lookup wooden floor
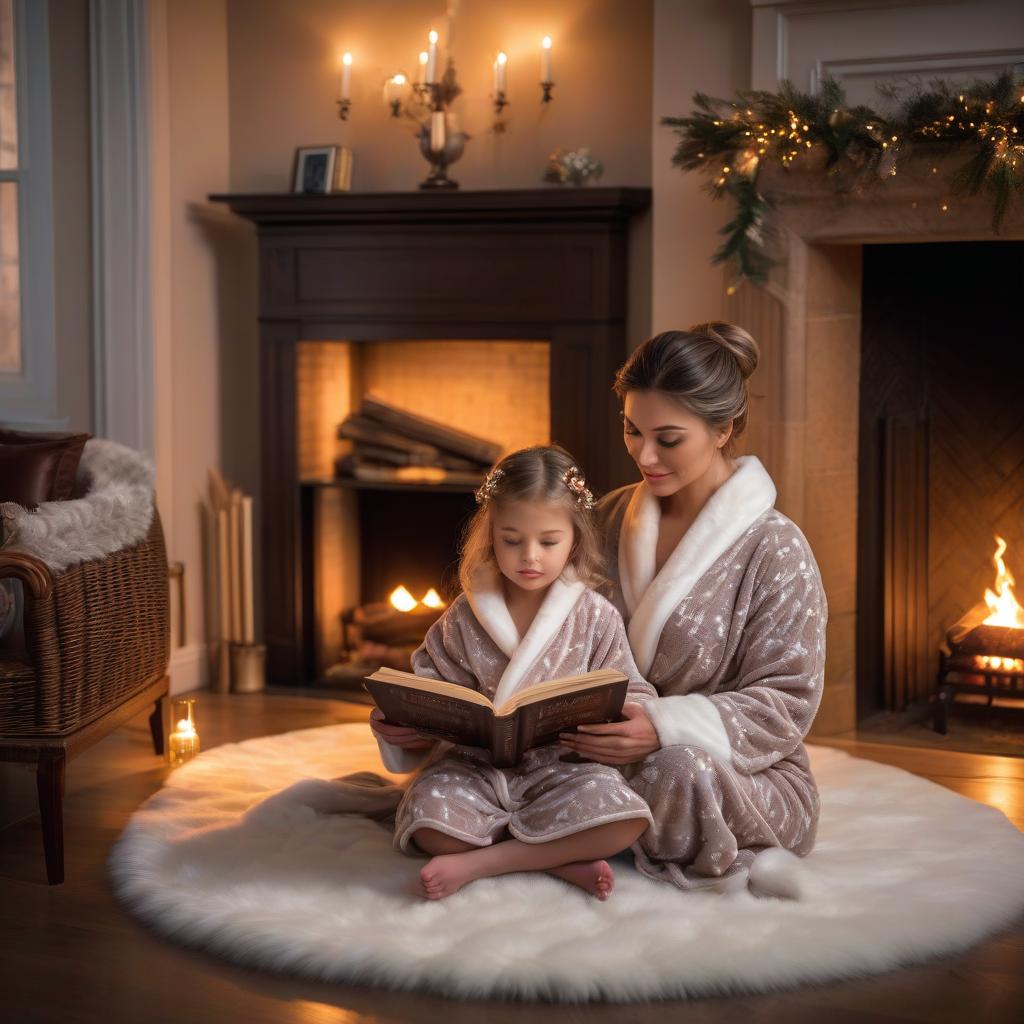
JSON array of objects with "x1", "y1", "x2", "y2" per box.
[{"x1": 1, "y1": 691, "x2": 1022, "y2": 1024}]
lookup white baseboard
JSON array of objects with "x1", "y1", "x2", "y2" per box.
[{"x1": 169, "y1": 643, "x2": 208, "y2": 696}]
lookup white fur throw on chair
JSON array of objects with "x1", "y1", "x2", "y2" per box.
[{"x1": 0, "y1": 439, "x2": 155, "y2": 574}]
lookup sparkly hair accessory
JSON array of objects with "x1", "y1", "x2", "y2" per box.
[
  {"x1": 564, "y1": 466, "x2": 595, "y2": 510},
  {"x1": 474, "y1": 466, "x2": 505, "y2": 506}
]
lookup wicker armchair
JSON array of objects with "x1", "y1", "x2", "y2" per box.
[{"x1": 0, "y1": 496, "x2": 170, "y2": 884}]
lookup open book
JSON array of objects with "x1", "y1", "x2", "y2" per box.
[{"x1": 364, "y1": 667, "x2": 629, "y2": 768}]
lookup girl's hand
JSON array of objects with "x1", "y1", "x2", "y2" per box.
[
  {"x1": 558, "y1": 702, "x2": 661, "y2": 765},
  {"x1": 369, "y1": 708, "x2": 436, "y2": 750}
]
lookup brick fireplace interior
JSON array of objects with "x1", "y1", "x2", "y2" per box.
[
  {"x1": 857, "y1": 241, "x2": 1024, "y2": 734},
  {"x1": 297, "y1": 337, "x2": 551, "y2": 681}
]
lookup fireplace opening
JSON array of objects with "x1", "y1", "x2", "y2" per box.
[
  {"x1": 296, "y1": 338, "x2": 550, "y2": 687},
  {"x1": 856, "y1": 241, "x2": 1024, "y2": 747}
]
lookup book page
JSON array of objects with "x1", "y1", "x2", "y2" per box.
[
  {"x1": 495, "y1": 669, "x2": 626, "y2": 715},
  {"x1": 366, "y1": 668, "x2": 495, "y2": 710},
  {"x1": 367, "y1": 667, "x2": 627, "y2": 717}
]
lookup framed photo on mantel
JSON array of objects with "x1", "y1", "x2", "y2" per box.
[{"x1": 292, "y1": 145, "x2": 353, "y2": 194}]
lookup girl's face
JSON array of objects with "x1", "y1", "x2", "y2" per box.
[
  {"x1": 622, "y1": 389, "x2": 730, "y2": 498},
  {"x1": 491, "y1": 499, "x2": 575, "y2": 593}
]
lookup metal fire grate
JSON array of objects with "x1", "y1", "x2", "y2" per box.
[{"x1": 936, "y1": 621, "x2": 1024, "y2": 733}]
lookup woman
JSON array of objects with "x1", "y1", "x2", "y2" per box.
[{"x1": 559, "y1": 323, "x2": 828, "y2": 892}]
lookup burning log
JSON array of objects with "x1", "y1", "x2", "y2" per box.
[
  {"x1": 340, "y1": 585, "x2": 447, "y2": 661},
  {"x1": 947, "y1": 536, "x2": 1024, "y2": 660}
]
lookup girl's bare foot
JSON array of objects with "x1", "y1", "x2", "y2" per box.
[
  {"x1": 420, "y1": 852, "x2": 480, "y2": 899},
  {"x1": 547, "y1": 859, "x2": 615, "y2": 900}
]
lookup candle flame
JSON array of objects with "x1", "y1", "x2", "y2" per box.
[
  {"x1": 341, "y1": 52, "x2": 352, "y2": 66},
  {"x1": 174, "y1": 718, "x2": 196, "y2": 736},
  {"x1": 428, "y1": 29, "x2": 438, "y2": 44},
  {"x1": 982, "y1": 536, "x2": 1024, "y2": 628},
  {"x1": 496, "y1": 51, "x2": 508, "y2": 66},
  {"x1": 542, "y1": 36, "x2": 552, "y2": 49},
  {"x1": 392, "y1": 73, "x2": 407, "y2": 86},
  {"x1": 419, "y1": 51, "x2": 428, "y2": 65},
  {"x1": 421, "y1": 588, "x2": 446, "y2": 609},
  {"x1": 389, "y1": 585, "x2": 418, "y2": 612}
]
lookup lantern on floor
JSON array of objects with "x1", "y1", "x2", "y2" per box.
[{"x1": 167, "y1": 697, "x2": 200, "y2": 766}]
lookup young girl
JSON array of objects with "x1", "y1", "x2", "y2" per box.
[{"x1": 370, "y1": 445, "x2": 656, "y2": 901}]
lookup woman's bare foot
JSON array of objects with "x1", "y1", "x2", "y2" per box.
[
  {"x1": 420, "y1": 852, "x2": 481, "y2": 899},
  {"x1": 547, "y1": 859, "x2": 615, "y2": 900}
]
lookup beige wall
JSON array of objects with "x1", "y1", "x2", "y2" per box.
[
  {"x1": 49, "y1": 0, "x2": 93, "y2": 433},
  {"x1": 226, "y1": 0, "x2": 652, "y2": 193},
  {"x1": 150, "y1": 0, "x2": 232, "y2": 691},
  {"x1": 650, "y1": 0, "x2": 751, "y2": 336},
  {"x1": 44, "y1": 0, "x2": 766, "y2": 685}
]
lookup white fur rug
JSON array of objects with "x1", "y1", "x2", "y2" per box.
[{"x1": 107, "y1": 724, "x2": 1024, "y2": 1002}]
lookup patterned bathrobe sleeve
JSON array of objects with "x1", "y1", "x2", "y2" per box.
[
  {"x1": 706, "y1": 543, "x2": 828, "y2": 774},
  {"x1": 587, "y1": 596, "x2": 658, "y2": 705},
  {"x1": 375, "y1": 601, "x2": 480, "y2": 774}
]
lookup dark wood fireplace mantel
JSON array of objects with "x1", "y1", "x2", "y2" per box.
[{"x1": 210, "y1": 188, "x2": 651, "y2": 686}]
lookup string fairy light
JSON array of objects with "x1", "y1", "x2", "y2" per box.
[{"x1": 662, "y1": 70, "x2": 1024, "y2": 284}]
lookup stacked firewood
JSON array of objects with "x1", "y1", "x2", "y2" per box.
[{"x1": 335, "y1": 393, "x2": 502, "y2": 486}]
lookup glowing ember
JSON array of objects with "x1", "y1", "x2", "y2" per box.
[
  {"x1": 982, "y1": 536, "x2": 1024, "y2": 629},
  {"x1": 389, "y1": 585, "x2": 418, "y2": 613},
  {"x1": 976, "y1": 655, "x2": 1024, "y2": 672},
  {"x1": 420, "y1": 588, "x2": 445, "y2": 609}
]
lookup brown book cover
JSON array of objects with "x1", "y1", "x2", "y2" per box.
[
  {"x1": 360, "y1": 393, "x2": 503, "y2": 467},
  {"x1": 364, "y1": 668, "x2": 629, "y2": 768}
]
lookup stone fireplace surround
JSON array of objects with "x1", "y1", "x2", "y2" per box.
[{"x1": 727, "y1": 163, "x2": 1024, "y2": 736}]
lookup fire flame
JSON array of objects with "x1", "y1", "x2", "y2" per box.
[
  {"x1": 389, "y1": 585, "x2": 418, "y2": 613},
  {"x1": 421, "y1": 588, "x2": 445, "y2": 609},
  {"x1": 982, "y1": 536, "x2": 1024, "y2": 629}
]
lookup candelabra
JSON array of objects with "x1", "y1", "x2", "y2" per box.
[{"x1": 333, "y1": 29, "x2": 558, "y2": 188}]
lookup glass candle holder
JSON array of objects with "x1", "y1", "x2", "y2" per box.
[{"x1": 167, "y1": 696, "x2": 201, "y2": 767}]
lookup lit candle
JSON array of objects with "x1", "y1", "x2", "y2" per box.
[
  {"x1": 430, "y1": 109, "x2": 446, "y2": 152},
  {"x1": 168, "y1": 717, "x2": 200, "y2": 766},
  {"x1": 494, "y1": 51, "x2": 508, "y2": 94},
  {"x1": 340, "y1": 52, "x2": 352, "y2": 100},
  {"x1": 417, "y1": 50, "x2": 428, "y2": 86},
  {"x1": 426, "y1": 29, "x2": 438, "y2": 83},
  {"x1": 541, "y1": 36, "x2": 553, "y2": 82}
]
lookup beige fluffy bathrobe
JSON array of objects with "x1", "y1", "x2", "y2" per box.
[
  {"x1": 376, "y1": 568, "x2": 658, "y2": 853},
  {"x1": 597, "y1": 456, "x2": 828, "y2": 891}
]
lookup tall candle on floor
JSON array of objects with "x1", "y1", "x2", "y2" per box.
[
  {"x1": 541, "y1": 36, "x2": 553, "y2": 81},
  {"x1": 430, "y1": 110, "x2": 446, "y2": 152},
  {"x1": 494, "y1": 51, "x2": 507, "y2": 93},
  {"x1": 426, "y1": 29, "x2": 438, "y2": 83},
  {"x1": 241, "y1": 495, "x2": 254, "y2": 644},
  {"x1": 340, "y1": 52, "x2": 352, "y2": 100}
]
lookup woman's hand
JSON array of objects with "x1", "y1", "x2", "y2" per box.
[
  {"x1": 369, "y1": 708, "x2": 436, "y2": 750},
  {"x1": 558, "y1": 702, "x2": 661, "y2": 765}
]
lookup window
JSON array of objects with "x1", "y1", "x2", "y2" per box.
[
  {"x1": 0, "y1": 0, "x2": 56, "y2": 425},
  {"x1": 0, "y1": 0, "x2": 20, "y2": 374}
]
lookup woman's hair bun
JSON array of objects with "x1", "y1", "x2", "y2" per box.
[{"x1": 689, "y1": 321, "x2": 759, "y2": 380}]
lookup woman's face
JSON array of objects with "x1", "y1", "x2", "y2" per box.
[{"x1": 622, "y1": 389, "x2": 730, "y2": 498}]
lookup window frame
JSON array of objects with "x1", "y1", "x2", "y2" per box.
[{"x1": 0, "y1": 0, "x2": 59, "y2": 428}]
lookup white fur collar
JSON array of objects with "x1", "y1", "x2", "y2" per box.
[
  {"x1": 619, "y1": 455, "x2": 777, "y2": 676},
  {"x1": 465, "y1": 564, "x2": 587, "y2": 709}
]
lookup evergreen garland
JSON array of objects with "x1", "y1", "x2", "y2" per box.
[{"x1": 662, "y1": 72, "x2": 1024, "y2": 287}]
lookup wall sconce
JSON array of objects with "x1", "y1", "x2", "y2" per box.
[
  {"x1": 493, "y1": 51, "x2": 508, "y2": 116},
  {"x1": 337, "y1": 51, "x2": 353, "y2": 120},
  {"x1": 385, "y1": 73, "x2": 410, "y2": 117},
  {"x1": 540, "y1": 36, "x2": 554, "y2": 103}
]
